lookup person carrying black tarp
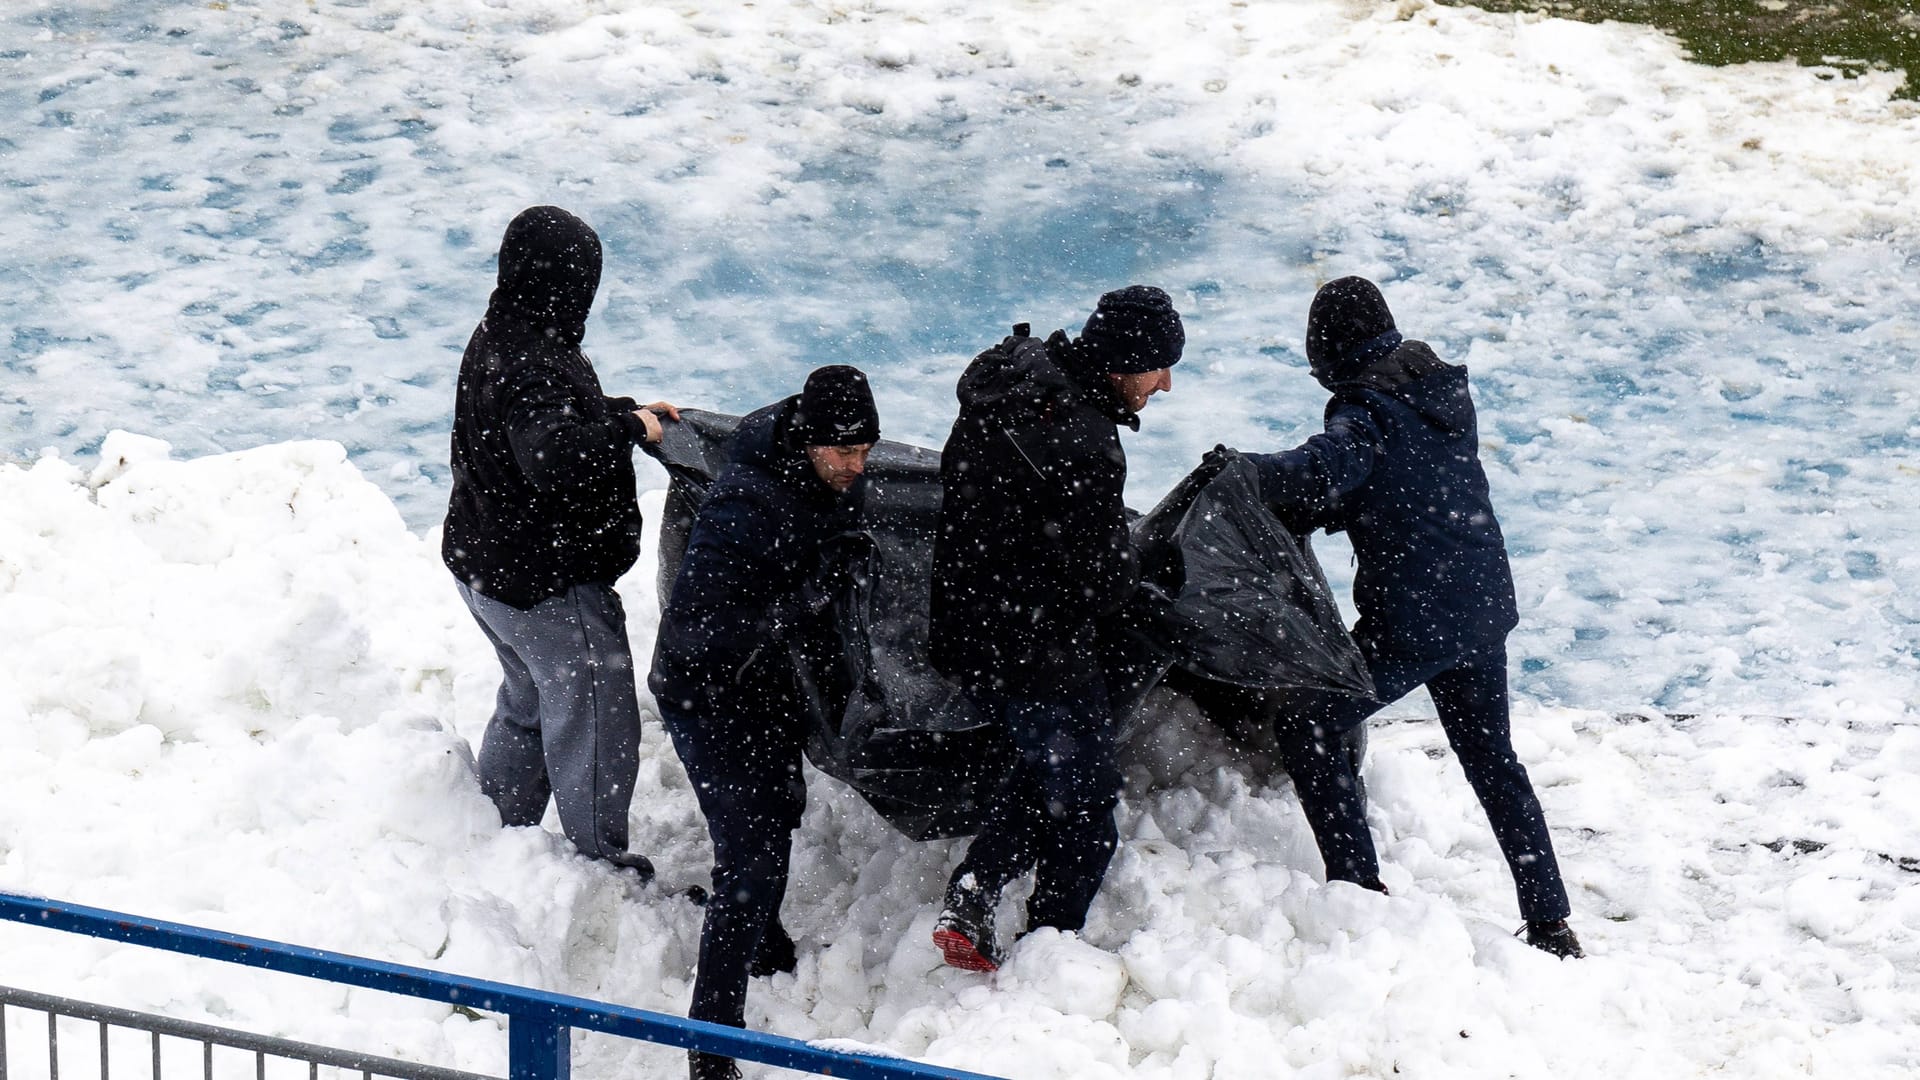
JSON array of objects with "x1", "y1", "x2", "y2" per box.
[
  {"x1": 649, "y1": 366, "x2": 879, "y2": 1080},
  {"x1": 1224, "y1": 276, "x2": 1584, "y2": 959},
  {"x1": 927, "y1": 286, "x2": 1182, "y2": 972},
  {"x1": 443, "y1": 205, "x2": 677, "y2": 878}
]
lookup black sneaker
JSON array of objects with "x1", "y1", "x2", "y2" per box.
[
  {"x1": 600, "y1": 851, "x2": 656, "y2": 885},
  {"x1": 752, "y1": 919, "x2": 798, "y2": 978},
  {"x1": 932, "y1": 890, "x2": 1001, "y2": 972},
  {"x1": 1522, "y1": 919, "x2": 1585, "y2": 959}
]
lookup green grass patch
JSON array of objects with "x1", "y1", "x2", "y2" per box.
[{"x1": 1446, "y1": 0, "x2": 1919, "y2": 98}]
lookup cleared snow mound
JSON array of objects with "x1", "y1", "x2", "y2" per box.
[{"x1": 2, "y1": 439, "x2": 1916, "y2": 1079}]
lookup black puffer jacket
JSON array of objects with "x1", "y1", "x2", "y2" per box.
[
  {"x1": 649, "y1": 398, "x2": 865, "y2": 720},
  {"x1": 929, "y1": 328, "x2": 1140, "y2": 696},
  {"x1": 1250, "y1": 278, "x2": 1517, "y2": 657},
  {"x1": 442, "y1": 207, "x2": 651, "y2": 608}
]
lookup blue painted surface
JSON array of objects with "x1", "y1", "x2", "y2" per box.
[{"x1": 508, "y1": 1019, "x2": 570, "y2": 1080}]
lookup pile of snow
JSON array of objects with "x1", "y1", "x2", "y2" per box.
[{"x1": 3, "y1": 438, "x2": 1914, "y2": 1078}]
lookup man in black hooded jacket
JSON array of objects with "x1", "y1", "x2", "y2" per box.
[
  {"x1": 927, "y1": 285, "x2": 1182, "y2": 972},
  {"x1": 1232, "y1": 276, "x2": 1583, "y2": 959},
  {"x1": 443, "y1": 205, "x2": 677, "y2": 876},
  {"x1": 649, "y1": 365, "x2": 878, "y2": 1080}
]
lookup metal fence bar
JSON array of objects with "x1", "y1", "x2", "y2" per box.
[
  {"x1": 504, "y1": 1021, "x2": 565, "y2": 1080},
  {"x1": 0, "y1": 987, "x2": 496, "y2": 1080},
  {"x1": 0, "y1": 892, "x2": 1003, "y2": 1080}
]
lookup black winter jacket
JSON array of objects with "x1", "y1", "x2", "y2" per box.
[
  {"x1": 1248, "y1": 339, "x2": 1519, "y2": 659},
  {"x1": 649, "y1": 398, "x2": 865, "y2": 721},
  {"x1": 442, "y1": 207, "x2": 651, "y2": 608},
  {"x1": 929, "y1": 329, "x2": 1140, "y2": 696}
]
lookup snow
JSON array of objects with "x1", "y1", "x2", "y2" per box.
[{"x1": 2, "y1": 0, "x2": 1917, "y2": 1077}]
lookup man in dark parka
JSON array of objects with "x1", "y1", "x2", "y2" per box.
[
  {"x1": 649, "y1": 365, "x2": 878, "y2": 1080},
  {"x1": 1237, "y1": 275, "x2": 1583, "y2": 958},
  {"x1": 443, "y1": 205, "x2": 676, "y2": 875},
  {"x1": 927, "y1": 286, "x2": 1182, "y2": 972}
]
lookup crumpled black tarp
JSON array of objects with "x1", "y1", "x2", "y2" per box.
[{"x1": 643, "y1": 410, "x2": 1373, "y2": 840}]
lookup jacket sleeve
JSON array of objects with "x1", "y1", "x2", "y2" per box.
[
  {"x1": 1246, "y1": 401, "x2": 1382, "y2": 530},
  {"x1": 498, "y1": 365, "x2": 637, "y2": 494},
  {"x1": 605, "y1": 395, "x2": 661, "y2": 444},
  {"x1": 661, "y1": 488, "x2": 790, "y2": 688}
]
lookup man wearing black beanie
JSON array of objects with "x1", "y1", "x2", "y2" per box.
[
  {"x1": 927, "y1": 285, "x2": 1182, "y2": 972},
  {"x1": 650, "y1": 365, "x2": 879, "y2": 1080}
]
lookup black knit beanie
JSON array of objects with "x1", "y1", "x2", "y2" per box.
[
  {"x1": 790, "y1": 365, "x2": 881, "y2": 446},
  {"x1": 1077, "y1": 285, "x2": 1185, "y2": 374}
]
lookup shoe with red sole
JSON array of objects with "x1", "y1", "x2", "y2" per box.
[{"x1": 933, "y1": 892, "x2": 1001, "y2": 972}]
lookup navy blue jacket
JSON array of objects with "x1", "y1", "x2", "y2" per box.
[
  {"x1": 929, "y1": 329, "x2": 1139, "y2": 696},
  {"x1": 649, "y1": 397, "x2": 865, "y2": 719},
  {"x1": 443, "y1": 207, "x2": 651, "y2": 608},
  {"x1": 1248, "y1": 340, "x2": 1518, "y2": 659}
]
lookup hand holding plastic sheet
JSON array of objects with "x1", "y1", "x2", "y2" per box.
[{"x1": 1130, "y1": 449, "x2": 1374, "y2": 699}]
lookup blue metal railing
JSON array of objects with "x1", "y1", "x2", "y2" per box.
[{"x1": 0, "y1": 891, "x2": 1003, "y2": 1080}]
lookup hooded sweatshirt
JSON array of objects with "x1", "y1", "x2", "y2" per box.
[
  {"x1": 442, "y1": 206, "x2": 650, "y2": 607},
  {"x1": 1250, "y1": 278, "x2": 1518, "y2": 658}
]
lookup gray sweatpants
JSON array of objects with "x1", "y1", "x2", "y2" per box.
[{"x1": 458, "y1": 581, "x2": 641, "y2": 860}]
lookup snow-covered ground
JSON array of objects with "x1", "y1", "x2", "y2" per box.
[{"x1": 2, "y1": 0, "x2": 1916, "y2": 1077}]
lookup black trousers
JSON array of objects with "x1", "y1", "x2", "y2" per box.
[
  {"x1": 947, "y1": 679, "x2": 1121, "y2": 933},
  {"x1": 660, "y1": 703, "x2": 807, "y2": 1031},
  {"x1": 1272, "y1": 639, "x2": 1573, "y2": 923}
]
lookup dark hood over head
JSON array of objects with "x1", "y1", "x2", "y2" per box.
[
  {"x1": 489, "y1": 206, "x2": 603, "y2": 343},
  {"x1": 1306, "y1": 276, "x2": 1403, "y2": 388}
]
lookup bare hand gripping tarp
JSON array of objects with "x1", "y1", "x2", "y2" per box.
[{"x1": 643, "y1": 410, "x2": 1373, "y2": 841}]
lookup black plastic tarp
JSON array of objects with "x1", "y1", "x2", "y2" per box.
[{"x1": 643, "y1": 410, "x2": 1372, "y2": 840}]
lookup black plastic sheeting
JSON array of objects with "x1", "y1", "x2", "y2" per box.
[{"x1": 643, "y1": 410, "x2": 1374, "y2": 840}]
